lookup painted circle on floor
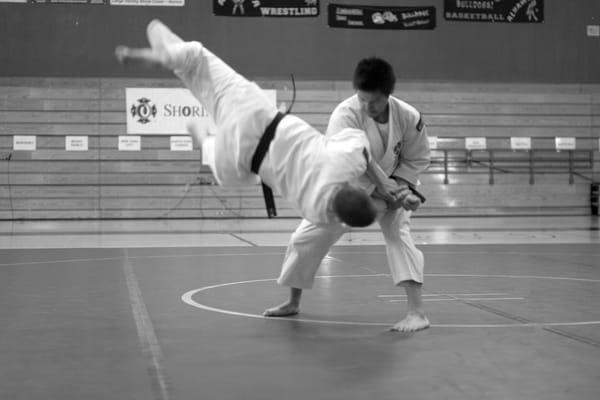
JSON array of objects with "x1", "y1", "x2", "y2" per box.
[{"x1": 181, "y1": 273, "x2": 600, "y2": 328}]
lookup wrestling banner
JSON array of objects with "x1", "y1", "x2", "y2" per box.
[
  {"x1": 328, "y1": 3, "x2": 435, "y2": 30},
  {"x1": 214, "y1": 0, "x2": 319, "y2": 17},
  {"x1": 444, "y1": 0, "x2": 543, "y2": 23}
]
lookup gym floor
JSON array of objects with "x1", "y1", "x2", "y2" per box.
[{"x1": 1, "y1": 216, "x2": 599, "y2": 400}]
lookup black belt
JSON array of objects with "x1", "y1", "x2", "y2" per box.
[{"x1": 251, "y1": 112, "x2": 285, "y2": 218}]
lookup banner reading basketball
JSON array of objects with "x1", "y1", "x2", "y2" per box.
[
  {"x1": 125, "y1": 88, "x2": 275, "y2": 134},
  {"x1": 444, "y1": 0, "x2": 544, "y2": 23}
]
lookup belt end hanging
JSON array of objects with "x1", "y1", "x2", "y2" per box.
[{"x1": 261, "y1": 182, "x2": 277, "y2": 218}]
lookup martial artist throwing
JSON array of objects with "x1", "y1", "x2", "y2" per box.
[
  {"x1": 264, "y1": 57, "x2": 431, "y2": 332},
  {"x1": 115, "y1": 21, "x2": 420, "y2": 227}
]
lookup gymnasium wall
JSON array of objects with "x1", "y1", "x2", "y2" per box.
[
  {"x1": 0, "y1": 0, "x2": 599, "y2": 83},
  {"x1": 0, "y1": 1, "x2": 599, "y2": 220}
]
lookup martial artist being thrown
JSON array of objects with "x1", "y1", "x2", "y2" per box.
[{"x1": 115, "y1": 20, "x2": 420, "y2": 230}]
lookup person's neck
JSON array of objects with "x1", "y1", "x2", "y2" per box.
[{"x1": 373, "y1": 105, "x2": 389, "y2": 124}]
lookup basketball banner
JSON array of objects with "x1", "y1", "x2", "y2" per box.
[
  {"x1": 213, "y1": 0, "x2": 319, "y2": 17},
  {"x1": 444, "y1": 0, "x2": 544, "y2": 23},
  {"x1": 328, "y1": 3, "x2": 436, "y2": 30}
]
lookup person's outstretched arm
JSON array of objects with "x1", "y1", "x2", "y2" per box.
[
  {"x1": 115, "y1": 45, "x2": 168, "y2": 69},
  {"x1": 115, "y1": 20, "x2": 188, "y2": 71}
]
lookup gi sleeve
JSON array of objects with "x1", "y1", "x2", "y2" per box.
[
  {"x1": 326, "y1": 103, "x2": 361, "y2": 137},
  {"x1": 323, "y1": 128, "x2": 370, "y2": 182}
]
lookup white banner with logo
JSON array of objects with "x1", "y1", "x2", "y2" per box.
[{"x1": 125, "y1": 87, "x2": 276, "y2": 135}]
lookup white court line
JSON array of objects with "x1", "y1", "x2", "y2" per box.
[
  {"x1": 181, "y1": 273, "x2": 600, "y2": 329},
  {"x1": 378, "y1": 293, "x2": 509, "y2": 298},
  {"x1": 0, "y1": 256, "x2": 124, "y2": 267},
  {"x1": 428, "y1": 273, "x2": 600, "y2": 283},
  {"x1": 2, "y1": 248, "x2": 599, "y2": 268},
  {"x1": 123, "y1": 250, "x2": 171, "y2": 400},
  {"x1": 388, "y1": 297, "x2": 525, "y2": 302},
  {"x1": 324, "y1": 254, "x2": 380, "y2": 274}
]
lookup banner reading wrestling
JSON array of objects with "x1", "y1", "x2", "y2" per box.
[{"x1": 214, "y1": 0, "x2": 319, "y2": 17}]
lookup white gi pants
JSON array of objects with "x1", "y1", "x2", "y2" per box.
[
  {"x1": 152, "y1": 20, "x2": 278, "y2": 185},
  {"x1": 277, "y1": 208, "x2": 424, "y2": 289}
]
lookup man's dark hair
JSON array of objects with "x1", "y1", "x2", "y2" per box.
[
  {"x1": 352, "y1": 57, "x2": 396, "y2": 96},
  {"x1": 332, "y1": 186, "x2": 377, "y2": 227}
]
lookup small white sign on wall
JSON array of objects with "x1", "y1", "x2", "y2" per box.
[
  {"x1": 427, "y1": 136, "x2": 438, "y2": 150},
  {"x1": 170, "y1": 136, "x2": 193, "y2": 151},
  {"x1": 555, "y1": 137, "x2": 576, "y2": 151},
  {"x1": 118, "y1": 135, "x2": 141, "y2": 151},
  {"x1": 66, "y1": 136, "x2": 89, "y2": 151},
  {"x1": 13, "y1": 135, "x2": 36, "y2": 151},
  {"x1": 465, "y1": 137, "x2": 487, "y2": 150},
  {"x1": 510, "y1": 137, "x2": 531, "y2": 151},
  {"x1": 587, "y1": 25, "x2": 600, "y2": 37}
]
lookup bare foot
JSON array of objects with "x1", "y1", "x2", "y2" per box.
[
  {"x1": 263, "y1": 302, "x2": 300, "y2": 317},
  {"x1": 390, "y1": 313, "x2": 430, "y2": 332}
]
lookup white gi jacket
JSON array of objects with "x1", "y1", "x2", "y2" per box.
[
  {"x1": 164, "y1": 39, "x2": 372, "y2": 225},
  {"x1": 277, "y1": 94, "x2": 431, "y2": 289},
  {"x1": 327, "y1": 94, "x2": 430, "y2": 191}
]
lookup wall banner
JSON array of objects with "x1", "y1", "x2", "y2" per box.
[
  {"x1": 29, "y1": 0, "x2": 105, "y2": 3},
  {"x1": 125, "y1": 88, "x2": 276, "y2": 135},
  {"x1": 126, "y1": 88, "x2": 212, "y2": 135},
  {"x1": 110, "y1": 0, "x2": 184, "y2": 6},
  {"x1": 444, "y1": 0, "x2": 543, "y2": 23},
  {"x1": 213, "y1": 0, "x2": 319, "y2": 17},
  {"x1": 328, "y1": 3, "x2": 435, "y2": 30}
]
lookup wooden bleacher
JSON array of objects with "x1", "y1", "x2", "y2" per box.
[{"x1": 0, "y1": 77, "x2": 598, "y2": 220}]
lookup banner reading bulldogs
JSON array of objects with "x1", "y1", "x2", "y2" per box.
[
  {"x1": 214, "y1": 0, "x2": 319, "y2": 17},
  {"x1": 444, "y1": 0, "x2": 544, "y2": 23},
  {"x1": 328, "y1": 3, "x2": 435, "y2": 30}
]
